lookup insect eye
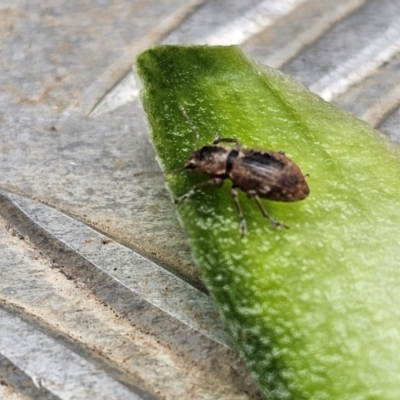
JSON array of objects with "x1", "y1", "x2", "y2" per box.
[{"x1": 185, "y1": 163, "x2": 197, "y2": 170}]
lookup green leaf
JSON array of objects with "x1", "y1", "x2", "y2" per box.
[{"x1": 136, "y1": 45, "x2": 400, "y2": 400}]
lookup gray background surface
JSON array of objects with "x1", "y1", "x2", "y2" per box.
[{"x1": 1, "y1": 1, "x2": 400, "y2": 399}]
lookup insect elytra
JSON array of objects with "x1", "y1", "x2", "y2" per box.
[{"x1": 176, "y1": 106, "x2": 310, "y2": 236}]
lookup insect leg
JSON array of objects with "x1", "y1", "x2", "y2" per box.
[
  {"x1": 251, "y1": 194, "x2": 289, "y2": 229},
  {"x1": 230, "y1": 186, "x2": 247, "y2": 237},
  {"x1": 175, "y1": 178, "x2": 224, "y2": 203},
  {"x1": 213, "y1": 137, "x2": 242, "y2": 151}
]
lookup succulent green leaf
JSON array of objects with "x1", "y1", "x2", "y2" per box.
[{"x1": 136, "y1": 45, "x2": 400, "y2": 400}]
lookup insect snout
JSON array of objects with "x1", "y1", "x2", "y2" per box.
[{"x1": 184, "y1": 160, "x2": 197, "y2": 171}]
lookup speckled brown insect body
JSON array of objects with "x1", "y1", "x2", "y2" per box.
[
  {"x1": 177, "y1": 136, "x2": 309, "y2": 235},
  {"x1": 176, "y1": 107, "x2": 309, "y2": 235}
]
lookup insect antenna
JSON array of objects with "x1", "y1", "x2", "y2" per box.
[
  {"x1": 167, "y1": 167, "x2": 185, "y2": 174},
  {"x1": 179, "y1": 105, "x2": 200, "y2": 149},
  {"x1": 133, "y1": 167, "x2": 184, "y2": 178}
]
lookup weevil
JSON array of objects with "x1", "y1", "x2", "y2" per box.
[{"x1": 175, "y1": 106, "x2": 310, "y2": 235}]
